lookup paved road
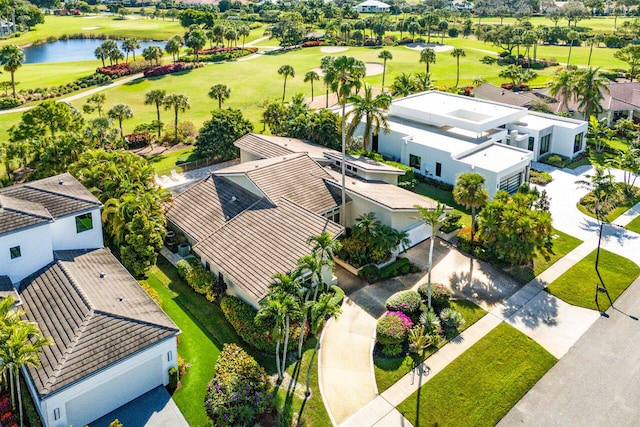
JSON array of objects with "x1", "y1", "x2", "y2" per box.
[{"x1": 498, "y1": 276, "x2": 640, "y2": 427}]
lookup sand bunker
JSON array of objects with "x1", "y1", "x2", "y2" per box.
[
  {"x1": 320, "y1": 46, "x2": 349, "y2": 53},
  {"x1": 405, "y1": 43, "x2": 453, "y2": 52},
  {"x1": 81, "y1": 26, "x2": 101, "y2": 30},
  {"x1": 364, "y1": 62, "x2": 384, "y2": 76}
]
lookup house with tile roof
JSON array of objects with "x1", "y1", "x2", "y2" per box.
[
  {"x1": 0, "y1": 174, "x2": 181, "y2": 427},
  {"x1": 166, "y1": 138, "x2": 439, "y2": 308}
]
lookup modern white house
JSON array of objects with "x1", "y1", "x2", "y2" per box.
[
  {"x1": 360, "y1": 91, "x2": 587, "y2": 197},
  {"x1": 166, "y1": 135, "x2": 439, "y2": 308},
  {"x1": 0, "y1": 173, "x2": 181, "y2": 427},
  {"x1": 354, "y1": 0, "x2": 390, "y2": 13}
]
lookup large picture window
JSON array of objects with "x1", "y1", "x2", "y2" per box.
[
  {"x1": 409, "y1": 154, "x2": 421, "y2": 169},
  {"x1": 435, "y1": 162, "x2": 442, "y2": 177},
  {"x1": 539, "y1": 134, "x2": 551, "y2": 156},
  {"x1": 573, "y1": 132, "x2": 583, "y2": 153},
  {"x1": 75, "y1": 213, "x2": 93, "y2": 233}
]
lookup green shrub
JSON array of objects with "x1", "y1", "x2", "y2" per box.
[
  {"x1": 220, "y1": 296, "x2": 303, "y2": 353},
  {"x1": 376, "y1": 311, "x2": 414, "y2": 345},
  {"x1": 440, "y1": 211, "x2": 462, "y2": 233},
  {"x1": 417, "y1": 283, "x2": 452, "y2": 313},
  {"x1": 378, "y1": 257, "x2": 419, "y2": 280},
  {"x1": 382, "y1": 343, "x2": 404, "y2": 356},
  {"x1": 539, "y1": 153, "x2": 570, "y2": 168},
  {"x1": 605, "y1": 35, "x2": 625, "y2": 48},
  {"x1": 385, "y1": 290, "x2": 422, "y2": 315},
  {"x1": 204, "y1": 343, "x2": 271, "y2": 426},
  {"x1": 176, "y1": 259, "x2": 193, "y2": 278},
  {"x1": 419, "y1": 309, "x2": 442, "y2": 334},
  {"x1": 440, "y1": 307, "x2": 466, "y2": 331},
  {"x1": 0, "y1": 97, "x2": 21, "y2": 109},
  {"x1": 175, "y1": 258, "x2": 216, "y2": 296},
  {"x1": 168, "y1": 367, "x2": 178, "y2": 391},
  {"x1": 329, "y1": 284, "x2": 345, "y2": 306},
  {"x1": 358, "y1": 264, "x2": 381, "y2": 282},
  {"x1": 529, "y1": 170, "x2": 553, "y2": 185}
]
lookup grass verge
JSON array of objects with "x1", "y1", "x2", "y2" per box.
[
  {"x1": 374, "y1": 299, "x2": 486, "y2": 393},
  {"x1": 508, "y1": 229, "x2": 583, "y2": 283},
  {"x1": 397, "y1": 323, "x2": 557, "y2": 427},
  {"x1": 546, "y1": 248, "x2": 640, "y2": 311},
  {"x1": 147, "y1": 146, "x2": 196, "y2": 174},
  {"x1": 625, "y1": 215, "x2": 640, "y2": 234}
]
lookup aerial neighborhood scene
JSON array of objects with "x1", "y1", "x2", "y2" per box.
[{"x1": 2, "y1": 0, "x2": 640, "y2": 425}]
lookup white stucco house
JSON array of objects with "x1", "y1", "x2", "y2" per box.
[
  {"x1": 354, "y1": 0, "x2": 390, "y2": 13},
  {"x1": 166, "y1": 134, "x2": 440, "y2": 308},
  {"x1": 359, "y1": 91, "x2": 587, "y2": 197},
  {"x1": 0, "y1": 173, "x2": 180, "y2": 427}
]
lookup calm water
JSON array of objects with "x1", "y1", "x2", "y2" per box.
[{"x1": 23, "y1": 39, "x2": 167, "y2": 64}]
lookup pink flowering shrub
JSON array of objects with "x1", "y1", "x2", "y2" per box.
[{"x1": 376, "y1": 311, "x2": 414, "y2": 345}]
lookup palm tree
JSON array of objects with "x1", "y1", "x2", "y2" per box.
[
  {"x1": 320, "y1": 56, "x2": 334, "y2": 108},
  {"x1": 144, "y1": 89, "x2": 166, "y2": 138},
  {"x1": 208, "y1": 84, "x2": 231, "y2": 109},
  {"x1": 304, "y1": 70, "x2": 320, "y2": 101},
  {"x1": 107, "y1": 103, "x2": 133, "y2": 139},
  {"x1": 163, "y1": 93, "x2": 191, "y2": 143},
  {"x1": 574, "y1": 67, "x2": 609, "y2": 120},
  {"x1": 575, "y1": 165, "x2": 615, "y2": 220},
  {"x1": 0, "y1": 44, "x2": 25, "y2": 98},
  {"x1": 378, "y1": 50, "x2": 393, "y2": 88},
  {"x1": 346, "y1": 84, "x2": 392, "y2": 152},
  {"x1": 450, "y1": 48, "x2": 466, "y2": 87},
  {"x1": 566, "y1": 30, "x2": 579, "y2": 67},
  {"x1": 165, "y1": 35, "x2": 183, "y2": 63},
  {"x1": 324, "y1": 55, "x2": 366, "y2": 226},
  {"x1": 414, "y1": 203, "x2": 446, "y2": 310},
  {"x1": 419, "y1": 47, "x2": 436, "y2": 75},
  {"x1": 390, "y1": 72, "x2": 416, "y2": 97},
  {"x1": 304, "y1": 292, "x2": 342, "y2": 396},
  {"x1": 295, "y1": 253, "x2": 324, "y2": 359},
  {"x1": 238, "y1": 25, "x2": 250, "y2": 48},
  {"x1": 547, "y1": 69, "x2": 575, "y2": 113},
  {"x1": 256, "y1": 295, "x2": 286, "y2": 380},
  {"x1": 453, "y1": 172, "x2": 489, "y2": 245},
  {"x1": 278, "y1": 65, "x2": 295, "y2": 102},
  {"x1": 122, "y1": 38, "x2": 141, "y2": 62}
]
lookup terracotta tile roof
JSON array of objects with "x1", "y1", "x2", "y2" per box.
[
  {"x1": 194, "y1": 198, "x2": 343, "y2": 302},
  {"x1": 166, "y1": 175, "x2": 261, "y2": 242},
  {"x1": 0, "y1": 173, "x2": 101, "y2": 220},
  {"x1": 0, "y1": 194, "x2": 53, "y2": 236},
  {"x1": 219, "y1": 154, "x2": 342, "y2": 213},
  {"x1": 19, "y1": 249, "x2": 179, "y2": 397}
]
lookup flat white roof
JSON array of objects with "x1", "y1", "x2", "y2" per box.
[
  {"x1": 515, "y1": 112, "x2": 586, "y2": 131},
  {"x1": 324, "y1": 152, "x2": 404, "y2": 174},
  {"x1": 457, "y1": 144, "x2": 532, "y2": 172},
  {"x1": 356, "y1": 0, "x2": 390, "y2": 7},
  {"x1": 389, "y1": 91, "x2": 528, "y2": 133}
]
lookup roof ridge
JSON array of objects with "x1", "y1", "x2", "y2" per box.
[
  {"x1": 93, "y1": 309, "x2": 180, "y2": 333},
  {"x1": 23, "y1": 185, "x2": 102, "y2": 208},
  {"x1": 0, "y1": 194, "x2": 53, "y2": 221},
  {"x1": 195, "y1": 197, "x2": 272, "y2": 244},
  {"x1": 56, "y1": 258, "x2": 94, "y2": 310}
]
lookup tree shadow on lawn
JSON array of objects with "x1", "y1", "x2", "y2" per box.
[{"x1": 449, "y1": 257, "x2": 521, "y2": 307}]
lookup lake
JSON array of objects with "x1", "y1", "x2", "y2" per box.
[{"x1": 23, "y1": 39, "x2": 167, "y2": 64}]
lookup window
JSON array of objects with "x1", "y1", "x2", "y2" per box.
[
  {"x1": 409, "y1": 154, "x2": 421, "y2": 169},
  {"x1": 167, "y1": 351, "x2": 173, "y2": 362},
  {"x1": 205, "y1": 261, "x2": 211, "y2": 271},
  {"x1": 323, "y1": 207, "x2": 341, "y2": 224},
  {"x1": 528, "y1": 136, "x2": 535, "y2": 151},
  {"x1": 10, "y1": 246, "x2": 21, "y2": 259},
  {"x1": 53, "y1": 409, "x2": 60, "y2": 421},
  {"x1": 539, "y1": 134, "x2": 551, "y2": 155},
  {"x1": 574, "y1": 132, "x2": 583, "y2": 153},
  {"x1": 435, "y1": 162, "x2": 442, "y2": 177},
  {"x1": 75, "y1": 213, "x2": 93, "y2": 233}
]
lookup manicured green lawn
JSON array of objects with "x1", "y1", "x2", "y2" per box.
[
  {"x1": 509, "y1": 229, "x2": 583, "y2": 283},
  {"x1": 625, "y1": 215, "x2": 640, "y2": 234},
  {"x1": 547, "y1": 248, "x2": 640, "y2": 311},
  {"x1": 147, "y1": 146, "x2": 196, "y2": 174},
  {"x1": 374, "y1": 299, "x2": 486, "y2": 393},
  {"x1": 397, "y1": 323, "x2": 557, "y2": 427},
  {"x1": 412, "y1": 182, "x2": 472, "y2": 228},
  {"x1": 142, "y1": 256, "x2": 331, "y2": 426}
]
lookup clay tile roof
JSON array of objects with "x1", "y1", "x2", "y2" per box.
[
  {"x1": 0, "y1": 194, "x2": 53, "y2": 236},
  {"x1": 194, "y1": 198, "x2": 344, "y2": 302},
  {"x1": 166, "y1": 175, "x2": 261, "y2": 242},
  {"x1": 18, "y1": 249, "x2": 179, "y2": 397}
]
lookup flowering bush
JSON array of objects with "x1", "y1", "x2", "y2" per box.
[
  {"x1": 97, "y1": 63, "x2": 132, "y2": 77},
  {"x1": 385, "y1": 290, "x2": 421, "y2": 316},
  {"x1": 302, "y1": 40, "x2": 322, "y2": 47},
  {"x1": 417, "y1": 283, "x2": 452, "y2": 314},
  {"x1": 143, "y1": 62, "x2": 185, "y2": 77},
  {"x1": 220, "y1": 296, "x2": 304, "y2": 353},
  {"x1": 204, "y1": 344, "x2": 271, "y2": 426},
  {"x1": 396, "y1": 38, "x2": 414, "y2": 45},
  {"x1": 376, "y1": 311, "x2": 413, "y2": 345},
  {"x1": 125, "y1": 132, "x2": 152, "y2": 148}
]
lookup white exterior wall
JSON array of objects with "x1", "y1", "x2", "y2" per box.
[
  {"x1": 239, "y1": 149, "x2": 262, "y2": 163},
  {"x1": 28, "y1": 337, "x2": 177, "y2": 427},
  {"x1": 50, "y1": 209, "x2": 104, "y2": 251},
  {"x1": 220, "y1": 174, "x2": 264, "y2": 197},
  {"x1": 551, "y1": 123, "x2": 587, "y2": 159},
  {"x1": 0, "y1": 224, "x2": 54, "y2": 284},
  {"x1": 359, "y1": 170, "x2": 399, "y2": 185}
]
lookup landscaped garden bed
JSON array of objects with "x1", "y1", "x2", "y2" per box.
[
  {"x1": 396, "y1": 323, "x2": 557, "y2": 427},
  {"x1": 577, "y1": 181, "x2": 640, "y2": 223}
]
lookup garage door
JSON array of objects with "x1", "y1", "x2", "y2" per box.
[
  {"x1": 499, "y1": 172, "x2": 522, "y2": 194},
  {"x1": 66, "y1": 355, "x2": 164, "y2": 427}
]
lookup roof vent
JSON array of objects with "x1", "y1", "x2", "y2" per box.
[
  {"x1": 99, "y1": 272, "x2": 106, "y2": 279},
  {"x1": 118, "y1": 296, "x2": 124, "y2": 302},
  {"x1": 231, "y1": 196, "x2": 237, "y2": 202},
  {"x1": 58, "y1": 179, "x2": 64, "y2": 185},
  {"x1": 225, "y1": 215, "x2": 230, "y2": 220}
]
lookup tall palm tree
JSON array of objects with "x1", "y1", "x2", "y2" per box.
[
  {"x1": 304, "y1": 70, "x2": 320, "y2": 101},
  {"x1": 238, "y1": 25, "x2": 250, "y2": 48},
  {"x1": 208, "y1": 84, "x2": 231, "y2": 109},
  {"x1": 453, "y1": 172, "x2": 489, "y2": 245},
  {"x1": 324, "y1": 55, "x2": 366, "y2": 226},
  {"x1": 566, "y1": 30, "x2": 579, "y2": 67},
  {"x1": 574, "y1": 67, "x2": 609, "y2": 120},
  {"x1": 278, "y1": 64, "x2": 295, "y2": 102},
  {"x1": 107, "y1": 103, "x2": 133, "y2": 139},
  {"x1": 0, "y1": 321, "x2": 51, "y2": 427},
  {"x1": 163, "y1": 93, "x2": 191, "y2": 143},
  {"x1": 304, "y1": 292, "x2": 342, "y2": 396},
  {"x1": 144, "y1": 89, "x2": 166, "y2": 138},
  {"x1": 575, "y1": 165, "x2": 615, "y2": 220},
  {"x1": 320, "y1": 56, "x2": 334, "y2": 108},
  {"x1": 346, "y1": 84, "x2": 392, "y2": 152},
  {"x1": 419, "y1": 47, "x2": 436, "y2": 75},
  {"x1": 378, "y1": 50, "x2": 393, "y2": 88},
  {"x1": 414, "y1": 203, "x2": 446, "y2": 310},
  {"x1": 256, "y1": 295, "x2": 286, "y2": 380},
  {"x1": 295, "y1": 253, "x2": 324, "y2": 359},
  {"x1": 0, "y1": 44, "x2": 25, "y2": 98},
  {"x1": 165, "y1": 35, "x2": 183, "y2": 63},
  {"x1": 122, "y1": 37, "x2": 141, "y2": 62},
  {"x1": 450, "y1": 48, "x2": 466, "y2": 87},
  {"x1": 547, "y1": 69, "x2": 575, "y2": 113}
]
